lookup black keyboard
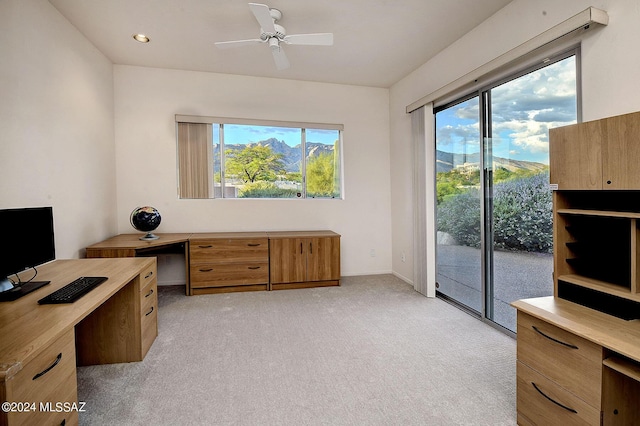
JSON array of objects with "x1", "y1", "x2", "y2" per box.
[{"x1": 38, "y1": 276, "x2": 108, "y2": 304}]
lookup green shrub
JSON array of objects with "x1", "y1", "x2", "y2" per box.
[
  {"x1": 238, "y1": 181, "x2": 299, "y2": 198},
  {"x1": 437, "y1": 189, "x2": 482, "y2": 248},
  {"x1": 437, "y1": 172, "x2": 552, "y2": 253},
  {"x1": 492, "y1": 172, "x2": 552, "y2": 252}
]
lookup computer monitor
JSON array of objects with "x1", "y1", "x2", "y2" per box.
[{"x1": 0, "y1": 207, "x2": 55, "y2": 297}]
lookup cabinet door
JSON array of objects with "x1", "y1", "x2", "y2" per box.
[
  {"x1": 269, "y1": 238, "x2": 306, "y2": 284},
  {"x1": 549, "y1": 120, "x2": 602, "y2": 190},
  {"x1": 602, "y1": 112, "x2": 640, "y2": 189},
  {"x1": 307, "y1": 237, "x2": 340, "y2": 282}
]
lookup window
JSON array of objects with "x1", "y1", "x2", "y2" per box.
[{"x1": 176, "y1": 116, "x2": 343, "y2": 199}]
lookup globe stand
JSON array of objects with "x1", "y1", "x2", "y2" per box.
[{"x1": 139, "y1": 232, "x2": 160, "y2": 241}]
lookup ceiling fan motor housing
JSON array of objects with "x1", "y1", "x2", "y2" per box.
[{"x1": 260, "y1": 23, "x2": 286, "y2": 41}]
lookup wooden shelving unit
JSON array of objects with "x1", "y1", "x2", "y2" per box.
[{"x1": 514, "y1": 110, "x2": 640, "y2": 425}]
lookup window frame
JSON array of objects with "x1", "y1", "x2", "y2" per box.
[{"x1": 176, "y1": 115, "x2": 344, "y2": 200}]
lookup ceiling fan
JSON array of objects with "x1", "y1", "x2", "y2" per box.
[{"x1": 215, "y1": 3, "x2": 334, "y2": 70}]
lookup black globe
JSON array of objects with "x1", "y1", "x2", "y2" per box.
[{"x1": 130, "y1": 206, "x2": 161, "y2": 233}]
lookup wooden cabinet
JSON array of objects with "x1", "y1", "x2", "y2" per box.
[
  {"x1": 75, "y1": 261, "x2": 158, "y2": 365},
  {"x1": 550, "y1": 110, "x2": 640, "y2": 190},
  {"x1": 516, "y1": 312, "x2": 602, "y2": 425},
  {"x1": 2, "y1": 329, "x2": 78, "y2": 426},
  {"x1": 514, "y1": 110, "x2": 640, "y2": 425},
  {"x1": 189, "y1": 232, "x2": 269, "y2": 294},
  {"x1": 87, "y1": 231, "x2": 341, "y2": 295},
  {"x1": 513, "y1": 297, "x2": 640, "y2": 426},
  {"x1": 269, "y1": 231, "x2": 340, "y2": 290}
]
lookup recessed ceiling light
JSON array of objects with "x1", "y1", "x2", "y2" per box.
[{"x1": 133, "y1": 34, "x2": 150, "y2": 43}]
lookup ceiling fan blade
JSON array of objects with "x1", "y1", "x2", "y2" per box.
[
  {"x1": 283, "y1": 33, "x2": 334, "y2": 46},
  {"x1": 271, "y1": 47, "x2": 290, "y2": 70},
  {"x1": 249, "y1": 3, "x2": 276, "y2": 34},
  {"x1": 214, "y1": 39, "x2": 265, "y2": 49}
]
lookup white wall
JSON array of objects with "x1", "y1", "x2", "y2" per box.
[
  {"x1": 0, "y1": 0, "x2": 116, "y2": 259},
  {"x1": 389, "y1": 0, "x2": 640, "y2": 285},
  {"x1": 113, "y1": 66, "x2": 391, "y2": 276}
]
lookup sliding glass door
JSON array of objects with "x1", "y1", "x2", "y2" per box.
[
  {"x1": 435, "y1": 52, "x2": 578, "y2": 332},
  {"x1": 435, "y1": 96, "x2": 482, "y2": 314}
]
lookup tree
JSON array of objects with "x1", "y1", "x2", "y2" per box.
[
  {"x1": 225, "y1": 145, "x2": 285, "y2": 183},
  {"x1": 307, "y1": 152, "x2": 336, "y2": 197}
]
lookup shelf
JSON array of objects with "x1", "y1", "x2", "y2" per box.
[
  {"x1": 558, "y1": 280, "x2": 640, "y2": 320},
  {"x1": 558, "y1": 208, "x2": 640, "y2": 219},
  {"x1": 558, "y1": 274, "x2": 638, "y2": 300},
  {"x1": 603, "y1": 356, "x2": 640, "y2": 383}
]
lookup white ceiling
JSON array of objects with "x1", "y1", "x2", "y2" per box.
[{"x1": 49, "y1": 0, "x2": 512, "y2": 88}]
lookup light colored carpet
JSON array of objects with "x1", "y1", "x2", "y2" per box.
[{"x1": 77, "y1": 274, "x2": 516, "y2": 425}]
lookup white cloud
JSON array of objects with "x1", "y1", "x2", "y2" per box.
[{"x1": 436, "y1": 55, "x2": 577, "y2": 162}]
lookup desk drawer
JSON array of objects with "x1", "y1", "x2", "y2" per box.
[
  {"x1": 5, "y1": 329, "x2": 78, "y2": 426},
  {"x1": 140, "y1": 278, "x2": 157, "y2": 311},
  {"x1": 517, "y1": 361, "x2": 600, "y2": 426},
  {"x1": 190, "y1": 262, "x2": 269, "y2": 288},
  {"x1": 141, "y1": 298, "x2": 157, "y2": 357},
  {"x1": 140, "y1": 278, "x2": 157, "y2": 358},
  {"x1": 140, "y1": 262, "x2": 157, "y2": 290},
  {"x1": 517, "y1": 312, "x2": 602, "y2": 408},
  {"x1": 189, "y1": 238, "x2": 268, "y2": 263}
]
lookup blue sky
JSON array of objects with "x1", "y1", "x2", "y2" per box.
[
  {"x1": 436, "y1": 56, "x2": 577, "y2": 165},
  {"x1": 217, "y1": 124, "x2": 339, "y2": 147}
]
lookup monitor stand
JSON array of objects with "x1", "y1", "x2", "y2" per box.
[{"x1": 0, "y1": 280, "x2": 50, "y2": 302}]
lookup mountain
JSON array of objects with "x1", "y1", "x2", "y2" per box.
[
  {"x1": 436, "y1": 150, "x2": 547, "y2": 174},
  {"x1": 219, "y1": 138, "x2": 335, "y2": 172}
]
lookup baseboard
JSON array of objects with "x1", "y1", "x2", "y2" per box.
[
  {"x1": 391, "y1": 271, "x2": 413, "y2": 286},
  {"x1": 157, "y1": 280, "x2": 186, "y2": 286},
  {"x1": 341, "y1": 270, "x2": 393, "y2": 277}
]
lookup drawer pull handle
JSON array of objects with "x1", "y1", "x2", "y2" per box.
[
  {"x1": 247, "y1": 243, "x2": 260, "y2": 247},
  {"x1": 199, "y1": 245, "x2": 213, "y2": 248},
  {"x1": 145, "y1": 271, "x2": 154, "y2": 279},
  {"x1": 145, "y1": 288, "x2": 154, "y2": 298},
  {"x1": 199, "y1": 268, "x2": 213, "y2": 272},
  {"x1": 531, "y1": 382, "x2": 578, "y2": 414},
  {"x1": 33, "y1": 353, "x2": 62, "y2": 380},
  {"x1": 145, "y1": 306, "x2": 154, "y2": 316},
  {"x1": 248, "y1": 266, "x2": 260, "y2": 270},
  {"x1": 532, "y1": 325, "x2": 578, "y2": 349}
]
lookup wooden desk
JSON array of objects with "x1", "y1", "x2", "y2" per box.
[
  {"x1": 512, "y1": 296, "x2": 640, "y2": 425},
  {"x1": 85, "y1": 233, "x2": 191, "y2": 258},
  {"x1": 86, "y1": 233, "x2": 190, "y2": 295},
  {"x1": 0, "y1": 257, "x2": 158, "y2": 426}
]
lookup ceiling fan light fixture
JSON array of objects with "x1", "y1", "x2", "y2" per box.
[
  {"x1": 268, "y1": 37, "x2": 280, "y2": 51},
  {"x1": 132, "y1": 34, "x2": 150, "y2": 43}
]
